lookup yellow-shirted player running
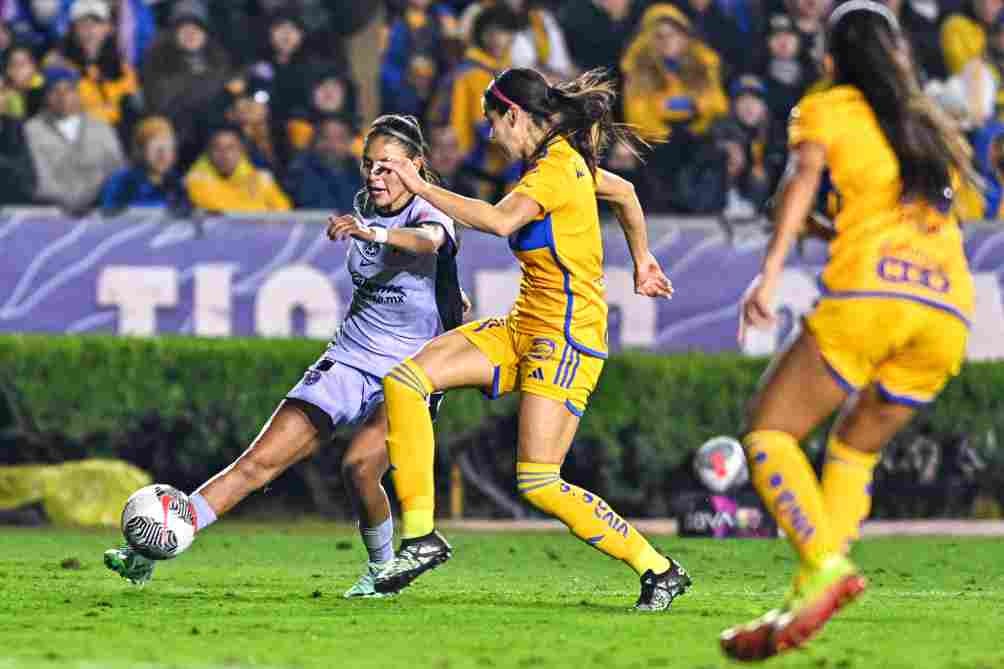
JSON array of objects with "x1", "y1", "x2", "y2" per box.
[
  {"x1": 372, "y1": 67, "x2": 692, "y2": 610},
  {"x1": 721, "y1": 0, "x2": 977, "y2": 660}
]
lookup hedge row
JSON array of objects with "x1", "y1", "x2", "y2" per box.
[{"x1": 2, "y1": 335, "x2": 1003, "y2": 514}]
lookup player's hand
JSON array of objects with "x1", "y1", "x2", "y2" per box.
[
  {"x1": 738, "y1": 275, "x2": 777, "y2": 344},
  {"x1": 461, "y1": 289, "x2": 473, "y2": 317},
  {"x1": 327, "y1": 214, "x2": 374, "y2": 242},
  {"x1": 375, "y1": 156, "x2": 428, "y2": 196},
  {"x1": 634, "y1": 252, "x2": 673, "y2": 299}
]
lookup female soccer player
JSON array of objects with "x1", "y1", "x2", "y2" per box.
[
  {"x1": 720, "y1": 1, "x2": 976, "y2": 660},
  {"x1": 104, "y1": 114, "x2": 467, "y2": 598},
  {"x1": 371, "y1": 67, "x2": 691, "y2": 611}
]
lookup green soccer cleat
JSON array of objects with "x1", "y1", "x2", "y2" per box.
[
  {"x1": 104, "y1": 545, "x2": 156, "y2": 586},
  {"x1": 720, "y1": 554, "x2": 867, "y2": 662},
  {"x1": 344, "y1": 562, "x2": 394, "y2": 599}
]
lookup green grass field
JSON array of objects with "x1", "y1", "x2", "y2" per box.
[{"x1": 2, "y1": 524, "x2": 1001, "y2": 669}]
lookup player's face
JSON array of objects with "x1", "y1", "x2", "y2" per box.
[
  {"x1": 362, "y1": 135, "x2": 419, "y2": 211},
  {"x1": 485, "y1": 105, "x2": 527, "y2": 159}
]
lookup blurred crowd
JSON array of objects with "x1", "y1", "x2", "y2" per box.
[{"x1": 1, "y1": 0, "x2": 1003, "y2": 219}]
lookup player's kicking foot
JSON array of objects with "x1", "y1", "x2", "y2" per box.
[
  {"x1": 373, "y1": 530, "x2": 452, "y2": 595},
  {"x1": 344, "y1": 562, "x2": 394, "y2": 599},
  {"x1": 719, "y1": 555, "x2": 867, "y2": 662},
  {"x1": 103, "y1": 546, "x2": 156, "y2": 585},
  {"x1": 634, "y1": 557, "x2": 692, "y2": 611}
]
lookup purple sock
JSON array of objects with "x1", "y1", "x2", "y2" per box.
[{"x1": 189, "y1": 492, "x2": 217, "y2": 532}]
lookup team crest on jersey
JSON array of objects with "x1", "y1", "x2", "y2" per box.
[
  {"x1": 528, "y1": 338, "x2": 557, "y2": 361},
  {"x1": 304, "y1": 369, "x2": 322, "y2": 385}
]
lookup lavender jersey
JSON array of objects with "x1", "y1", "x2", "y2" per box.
[{"x1": 327, "y1": 195, "x2": 460, "y2": 378}]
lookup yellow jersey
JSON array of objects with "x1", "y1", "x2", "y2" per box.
[
  {"x1": 789, "y1": 85, "x2": 974, "y2": 324},
  {"x1": 508, "y1": 138, "x2": 608, "y2": 358}
]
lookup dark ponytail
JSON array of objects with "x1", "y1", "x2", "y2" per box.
[
  {"x1": 828, "y1": 2, "x2": 976, "y2": 209},
  {"x1": 355, "y1": 114, "x2": 439, "y2": 215},
  {"x1": 483, "y1": 67, "x2": 648, "y2": 177}
]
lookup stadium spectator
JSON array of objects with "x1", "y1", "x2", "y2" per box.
[
  {"x1": 782, "y1": 0, "x2": 829, "y2": 78},
  {"x1": 0, "y1": 106, "x2": 36, "y2": 205},
  {"x1": 185, "y1": 124, "x2": 291, "y2": 213},
  {"x1": 142, "y1": 0, "x2": 232, "y2": 170},
  {"x1": 759, "y1": 14, "x2": 809, "y2": 121},
  {"x1": 427, "y1": 123, "x2": 479, "y2": 198},
  {"x1": 250, "y1": 10, "x2": 317, "y2": 142},
  {"x1": 1, "y1": 0, "x2": 68, "y2": 55},
  {"x1": 284, "y1": 113, "x2": 362, "y2": 212},
  {"x1": 620, "y1": 3, "x2": 728, "y2": 141},
  {"x1": 430, "y1": 6, "x2": 517, "y2": 182},
  {"x1": 45, "y1": 0, "x2": 140, "y2": 128},
  {"x1": 713, "y1": 75, "x2": 774, "y2": 213},
  {"x1": 461, "y1": 0, "x2": 576, "y2": 80},
  {"x1": 284, "y1": 65, "x2": 359, "y2": 157},
  {"x1": 379, "y1": 0, "x2": 458, "y2": 117},
  {"x1": 2, "y1": 43, "x2": 44, "y2": 118},
  {"x1": 24, "y1": 66, "x2": 124, "y2": 213},
  {"x1": 99, "y1": 115, "x2": 187, "y2": 211},
  {"x1": 558, "y1": 0, "x2": 646, "y2": 73},
  {"x1": 221, "y1": 75, "x2": 277, "y2": 171},
  {"x1": 941, "y1": 0, "x2": 1001, "y2": 75},
  {"x1": 673, "y1": 0, "x2": 748, "y2": 81},
  {"x1": 887, "y1": 0, "x2": 949, "y2": 80},
  {"x1": 958, "y1": 122, "x2": 1004, "y2": 219}
]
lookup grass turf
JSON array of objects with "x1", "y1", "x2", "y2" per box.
[{"x1": 1, "y1": 524, "x2": 1001, "y2": 669}]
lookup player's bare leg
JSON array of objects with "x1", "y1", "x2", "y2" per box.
[
  {"x1": 105, "y1": 403, "x2": 320, "y2": 584},
  {"x1": 342, "y1": 406, "x2": 395, "y2": 598},
  {"x1": 721, "y1": 331, "x2": 864, "y2": 661}
]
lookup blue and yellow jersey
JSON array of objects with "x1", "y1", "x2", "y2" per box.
[
  {"x1": 789, "y1": 85, "x2": 975, "y2": 323},
  {"x1": 507, "y1": 138, "x2": 608, "y2": 358}
]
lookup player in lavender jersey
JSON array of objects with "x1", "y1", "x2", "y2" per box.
[{"x1": 104, "y1": 115, "x2": 467, "y2": 598}]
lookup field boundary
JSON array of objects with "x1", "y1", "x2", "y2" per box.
[{"x1": 439, "y1": 518, "x2": 1004, "y2": 536}]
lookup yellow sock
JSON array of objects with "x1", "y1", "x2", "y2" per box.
[
  {"x1": 744, "y1": 430, "x2": 832, "y2": 570},
  {"x1": 516, "y1": 462, "x2": 670, "y2": 576},
  {"x1": 821, "y1": 436, "x2": 880, "y2": 554},
  {"x1": 384, "y1": 359, "x2": 436, "y2": 539}
]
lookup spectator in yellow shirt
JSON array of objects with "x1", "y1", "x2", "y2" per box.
[
  {"x1": 185, "y1": 125, "x2": 292, "y2": 213},
  {"x1": 620, "y1": 3, "x2": 728, "y2": 141},
  {"x1": 45, "y1": 0, "x2": 140, "y2": 128},
  {"x1": 941, "y1": 0, "x2": 1003, "y2": 75}
]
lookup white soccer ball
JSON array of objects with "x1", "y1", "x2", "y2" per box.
[
  {"x1": 694, "y1": 436, "x2": 749, "y2": 494},
  {"x1": 121, "y1": 484, "x2": 196, "y2": 560}
]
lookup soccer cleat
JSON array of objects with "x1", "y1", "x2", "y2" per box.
[
  {"x1": 103, "y1": 545, "x2": 156, "y2": 585},
  {"x1": 720, "y1": 555, "x2": 867, "y2": 662},
  {"x1": 634, "y1": 557, "x2": 692, "y2": 612},
  {"x1": 373, "y1": 530, "x2": 452, "y2": 594},
  {"x1": 343, "y1": 562, "x2": 393, "y2": 599}
]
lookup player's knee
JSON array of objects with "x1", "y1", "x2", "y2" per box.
[{"x1": 341, "y1": 449, "x2": 387, "y2": 489}]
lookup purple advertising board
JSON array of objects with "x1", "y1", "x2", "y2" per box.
[{"x1": 1, "y1": 209, "x2": 1003, "y2": 359}]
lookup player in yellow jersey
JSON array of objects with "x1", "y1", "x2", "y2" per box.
[
  {"x1": 720, "y1": 1, "x2": 978, "y2": 660},
  {"x1": 372, "y1": 67, "x2": 691, "y2": 610}
]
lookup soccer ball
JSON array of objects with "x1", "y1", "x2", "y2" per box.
[
  {"x1": 693, "y1": 436, "x2": 749, "y2": 493},
  {"x1": 121, "y1": 484, "x2": 196, "y2": 560}
]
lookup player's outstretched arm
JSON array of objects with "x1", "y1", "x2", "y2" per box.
[
  {"x1": 375, "y1": 156, "x2": 539, "y2": 237},
  {"x1": 596, "y1": 168, "x2": 673, "y2": 299},
  {"x1": 327, "y1": 214, "x2": 446, "y2": 255},
  {"x1": 740, "y1": 141, "x2": 825, "y2": 341}
]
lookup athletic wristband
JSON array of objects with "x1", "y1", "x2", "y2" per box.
[{"x1": 372, "y1": 227, "x2": 388, "y2": 244}]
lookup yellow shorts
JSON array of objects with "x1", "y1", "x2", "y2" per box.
[
  {"x1": 805, "y1": 296, "x2": 969, "y2": 406},
  {"x1": 458, "y1": 317, "x2": 604, "y2": 416}
]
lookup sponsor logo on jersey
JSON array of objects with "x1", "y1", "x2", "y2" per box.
[
  {"x1": 527, "y1": 337, "x2": 556, "y2": 361},
  {"x1": 349, "y1": 270, "x2": 408, "y2": 305}
]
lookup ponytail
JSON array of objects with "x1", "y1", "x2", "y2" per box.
[
  {"x1": 484, "y1": 67, "x2": 649, "y2": 177},
  {"x1": 828, "y1": 3, "x2": 977, "y2": 209}
]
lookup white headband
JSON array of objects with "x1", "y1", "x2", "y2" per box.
[{"x1": 828, "y1": 0, "x2": 901, "y2": 34}]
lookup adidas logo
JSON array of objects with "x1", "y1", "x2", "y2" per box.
[
  {"x1": 529, "y1": 368, "x2": 545, "y2": 381},
  {"x1": 575, "y1": 167, "x2": 586, "y2": 178}
]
